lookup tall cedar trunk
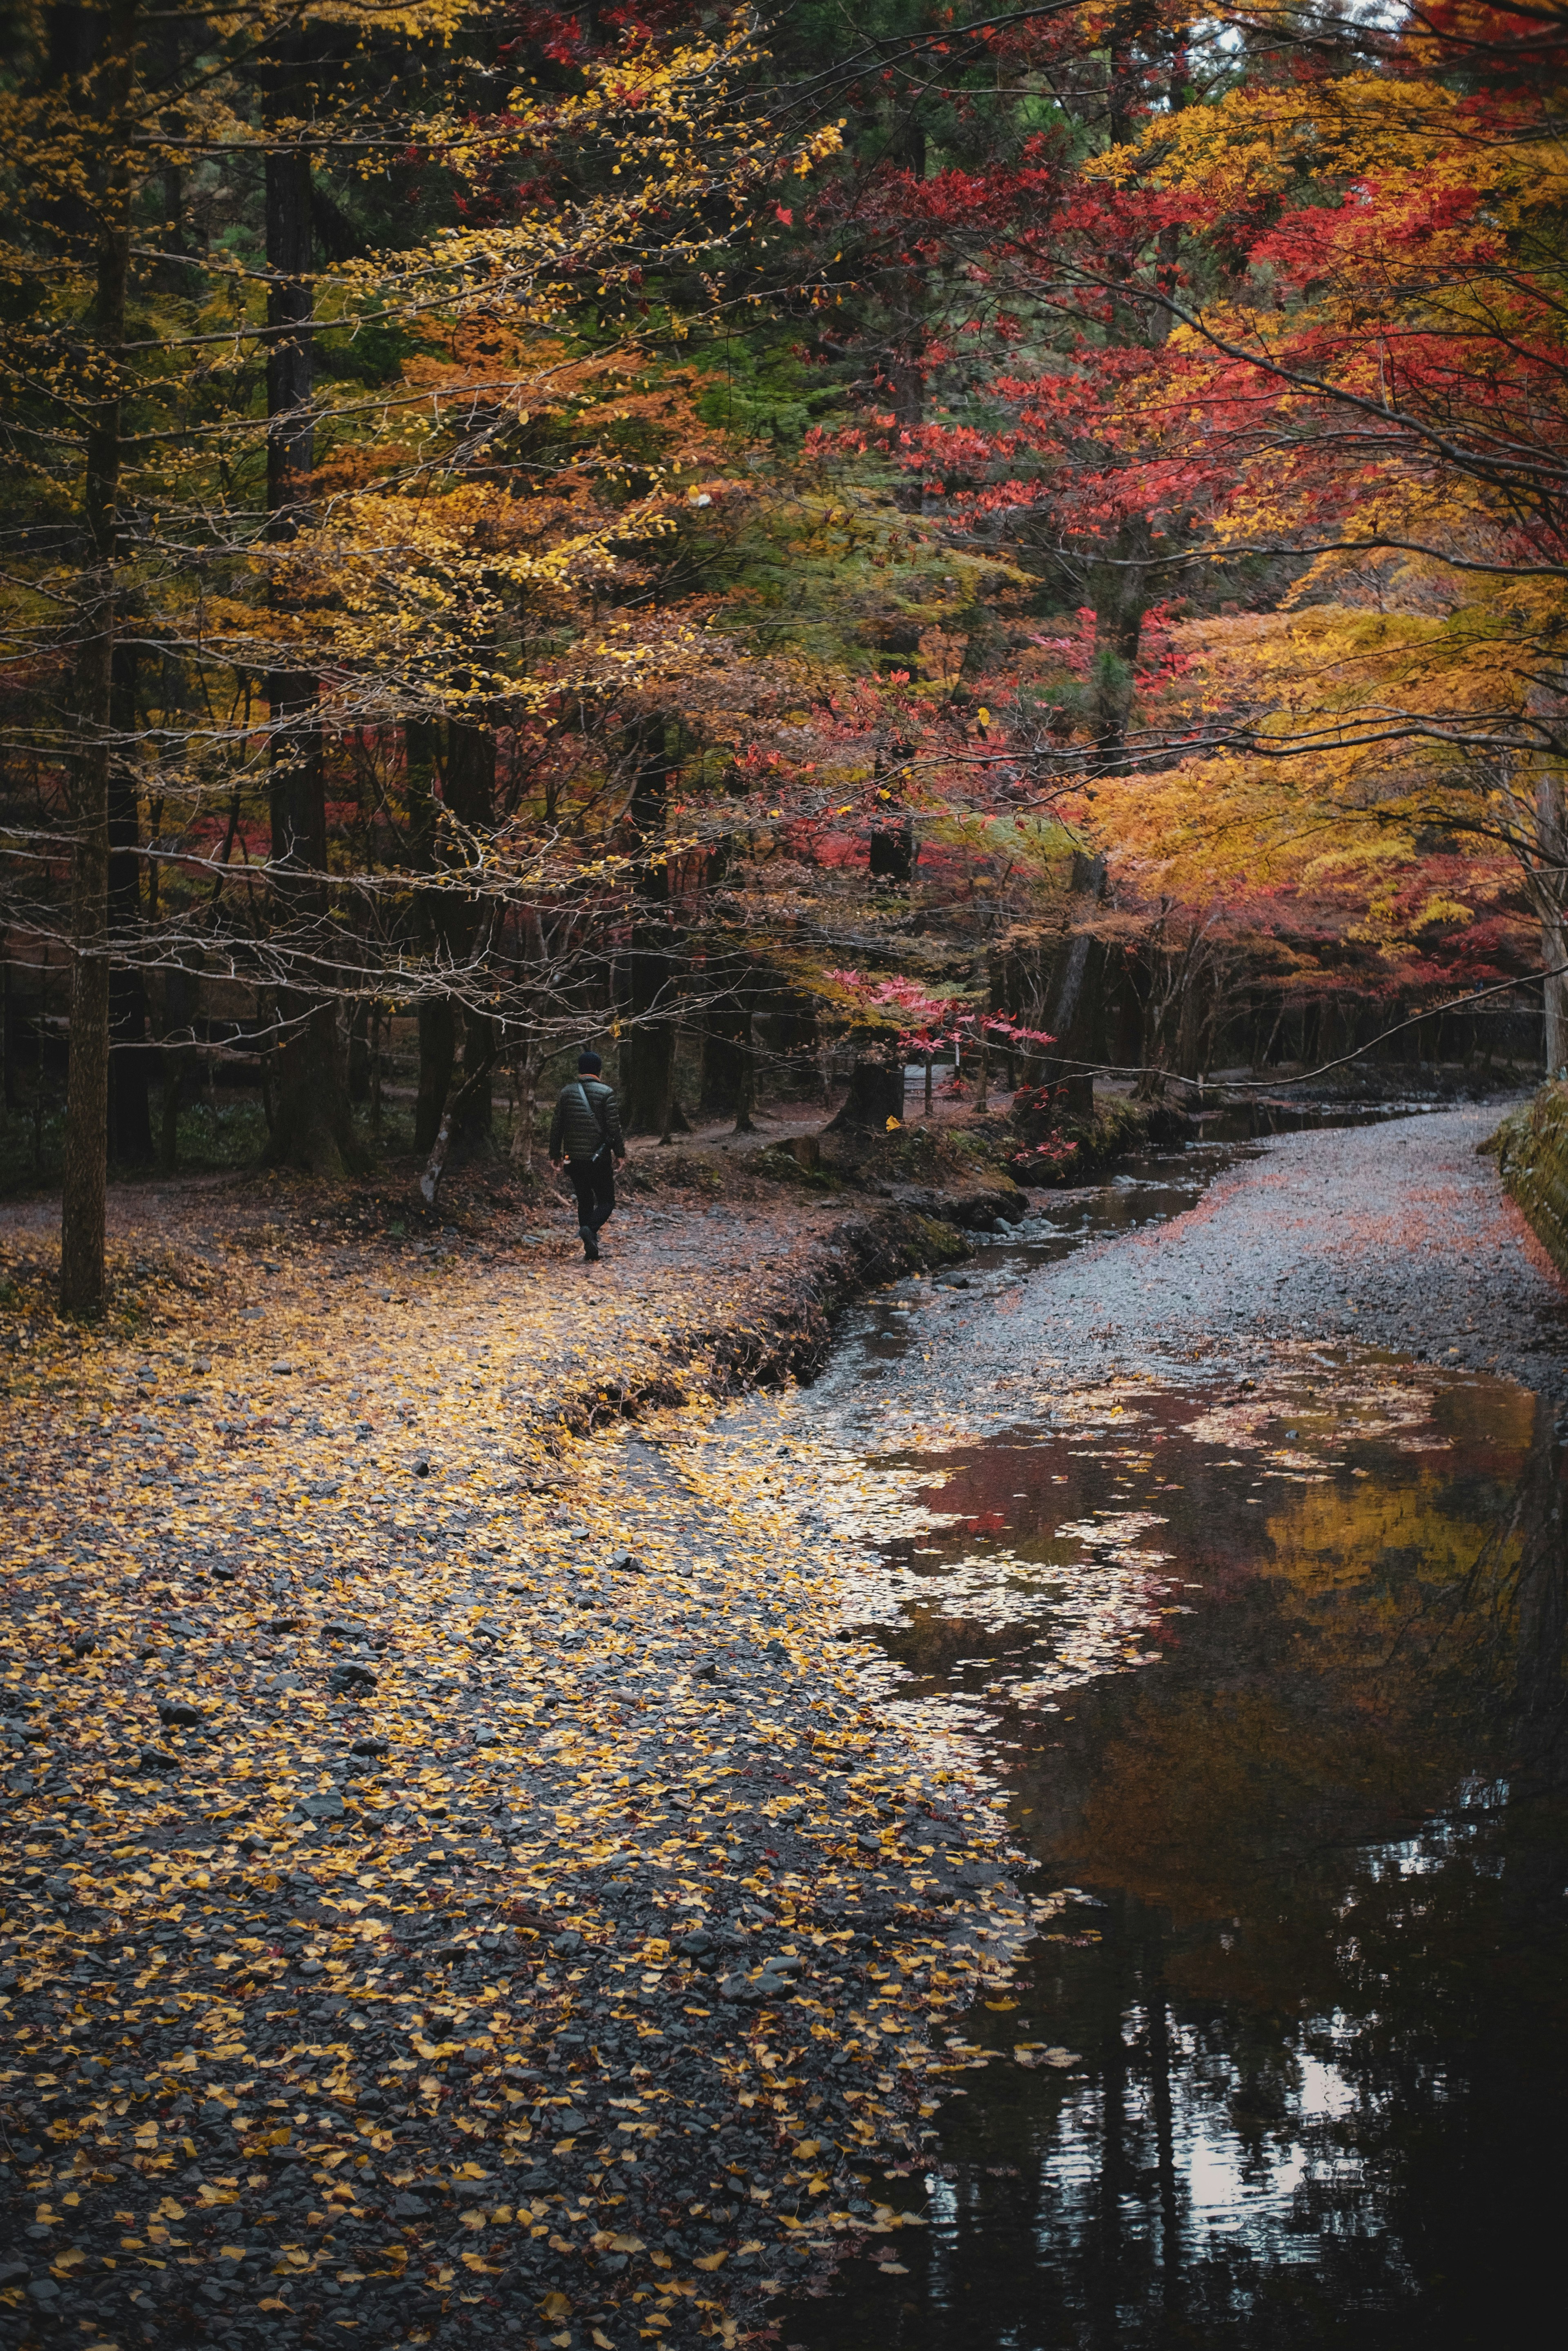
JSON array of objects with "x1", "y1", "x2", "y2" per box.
[
  {"x1": 442, "y1": 715, "x2": 498, "y2": 1158},
  {"x1": 158, "y1": 962, "x2": 194, "y2": 1174},
  {"x1": 622, "y1": 728, "x2": 678, "y2": 1132},
  {"x1": 258, "y1": 49, "x2": 359, "y2": 1175},
  {"x1": 415, "y1": 998, "x2": 456, "y2": 1153},
  {"x1": 405, "y1": 719, "x2": 450, "y2": 1152},
  {"x1": 1046, "y1": 853, "x2": 1107, "y2": 1084},
  {"x1": 732, "y1": 1009, "x2": 757, "y2": 1134},
  {"x1": 107, "y1": 635, "x2": 152, "y2": 1161},
  {"x1": 1539, "y1": 773, "x2": 1568, "y2": 1075},
  {"x1": 510, "y1": 1041, "x2": 543, "y2": 1171},
  {"x1": 61, "y1": 0, "x2": 138, "y2": 1316},
  {"x1": 699, "y1": 1005, "x2": 746, "y2": 1117}
]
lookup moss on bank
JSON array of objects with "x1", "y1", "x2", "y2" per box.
[
  {"x1": 1487, "y1": 1082, "x2": 1568, "y2": 1280},
  {"x1": 1007, "y1": 1092, "x2": 1192, "y2": 1186}
]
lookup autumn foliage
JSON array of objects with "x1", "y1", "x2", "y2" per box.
[{"x1": 2, "y1": 1, "x2": 1564, "y2": 1292}]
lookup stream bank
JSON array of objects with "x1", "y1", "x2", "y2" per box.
[{"x1": 751, "y1": 1104, "x2": 1568, "y2": 2351}]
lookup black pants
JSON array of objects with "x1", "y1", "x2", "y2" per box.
[{"x1": 567, "y1": 1151, "x2": 615, "y2": 1235}]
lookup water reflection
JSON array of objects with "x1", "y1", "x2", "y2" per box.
[{"x1": 782, "y1": 1347, "x2": 1568, "y2": 2349}]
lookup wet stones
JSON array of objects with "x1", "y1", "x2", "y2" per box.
[
  {"x1": 293, "y1": 1790, "x2": 346, "y2": 1823},
  {"x1": 329, "y1": 1661, "x2": 377, "y2": 1695}
]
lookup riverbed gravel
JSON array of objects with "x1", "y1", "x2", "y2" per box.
[{"x1": 895, "y1": 1106, "x2": 1568, "y2": 1423}]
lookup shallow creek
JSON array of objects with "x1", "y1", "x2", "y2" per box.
[{"x1": 767, "y1": 1144, "x2": 1568, "y2": 2350}]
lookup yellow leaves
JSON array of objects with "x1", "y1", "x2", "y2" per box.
[
  {"x1": 1100, "y1": 71, "x2": 1466, "y2": 202},
  {"x1": 693, "y1": 2250, "x2": 728, "y2": 2270},
  {"x1": 539, "y1": 2290, "x2": 573, "y2": 2319}
]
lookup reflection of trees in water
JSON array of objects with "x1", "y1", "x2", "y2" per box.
[
  {"x1": 1063, "y1": 1404, "x2": 1568, "y2": 2344},
  {"x1": 1511, "y1": 1396, "x2": 1568, "y2": 1777},
  {"x1": 811, "y1": 1403, "x2": 1568, "y2": 2350}
]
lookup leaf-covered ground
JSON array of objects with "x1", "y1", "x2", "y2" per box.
[{"x1": 0, "y1": 1173, "x2": 1024, "y2": 2351}]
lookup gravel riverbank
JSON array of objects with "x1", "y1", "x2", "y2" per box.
[{"x1": 879, "y1": 1105, "x2": 1568, "y2": 1430}]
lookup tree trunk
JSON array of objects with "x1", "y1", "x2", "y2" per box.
[
  {"x1": 1544, "y1": 921, "x2": 1567, "y2": 1079},
  {"x1": 1539, "y1": 774, "x2": 1568, "y2": 1076},
  {"x1": 415, "y1": 997, "x2": 456, "y2": 1153},
  {"x1": 621, "y1": 726, "x2": 679, "y2": 1131},
  {"x1": 1048, "y1": 853, "x2": 1108, "y2": 1076},
  {"x1": 659, "y1": 1025, "x2": 681, "y2": 1144},
  {"x1": 60, "y1": 0, "x2": 137, "y2": 1317},
  {"x1": 408, "y1": 708, "x2": 497, "y2": 1160},
  {"x1": 454, "y1": 1005, "x2": 497, "y2": 1157},
  {"x1": 256, "y1": 47, "x2": 359, "y2": 1177},
  {"x1": 732, "y1": 1010, "x2": 757, "y2": 1135},
  {"x1": 510, "y1": 1040, "x2": 543, "y2": 1171},
  {"x1": 370, "y1": 1002, "x2": 384, "y2": 1138},
  {"x1": 107, "y1": 637, "x2": 152, "y2": 1162},
  {"x1": 347, "y1": 999, "x2": 371, "y2": 1101},
  {"x1": 699, "y1": 1006, "x2": 747, "y2": 1117},
  {"x1": 420, "y1": 1050, "x2": 494, "y2": 1209},
  {"x1": 157, "y1": 962, "x2": 194, "y2": 1176},
  {"x1": 826, "y1": 1057, "x2": 904, "y2": 1131}
]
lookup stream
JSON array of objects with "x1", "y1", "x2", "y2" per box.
[{"x1": 766, "y1": 1131, "x2": 1568, "y2": 2351}]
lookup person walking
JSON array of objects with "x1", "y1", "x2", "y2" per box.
[{"x1": 548, "y1": 1051, "x2": 626, "y2": 1262}]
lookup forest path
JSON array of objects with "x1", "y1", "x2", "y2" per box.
[{"x1": 0, "y1": 1172, "x2": 1012, "y2": 2351}]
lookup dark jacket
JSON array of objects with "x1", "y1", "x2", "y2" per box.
[{"x1": 549, "y1": 1076, "x2": 625, "y2": 1163}]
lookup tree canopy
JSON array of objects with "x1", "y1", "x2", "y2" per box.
[{"x1": 3, "y1": 0, "x2": 1563, "y2": 1300}]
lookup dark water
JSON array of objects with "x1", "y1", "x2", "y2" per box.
[{"x1": 779, "y1": 1159, "x2": 1568, "y2": 2351}]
